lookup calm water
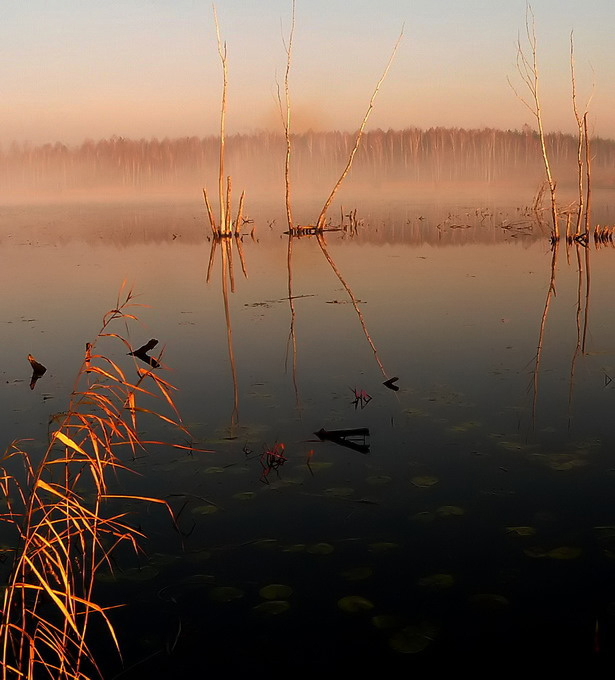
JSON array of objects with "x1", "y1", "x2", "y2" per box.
[{"x1": 2, "y1": 195, "x2": 615, "y2": 673}]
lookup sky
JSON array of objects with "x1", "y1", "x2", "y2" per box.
[{"x1": 1, "y1": 0, "x2": 614, "y2": 147}]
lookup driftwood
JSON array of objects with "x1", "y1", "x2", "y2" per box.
[{"x1": 315, "y1": 427, "x2": 370, "y2": 454}]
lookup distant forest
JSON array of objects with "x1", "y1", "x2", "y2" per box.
[{"x1": 2, "y1": 127, "x2": 615, "y2": 196}]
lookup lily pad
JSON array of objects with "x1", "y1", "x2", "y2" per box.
[
  {"x1": 372, "y1": 614, "x2": 406, "y2": 630},
  {"x1": 366, "y1": 475, "x2": 392, "y2": 485},
  {"x1": 233, "y1": 491, "x2": 256, "y2": 501},
  {"x1": 259, "y1": 584, "x2": 293, "y2": 600},
  {"x1": 251, "y1": 538, "x2": 279, "y2": 549},
  {"x1": 418, "y1": 573, "x2": 454, "y2": 590},
  {"x1": 204, "y1": 466, "x2": 226, "y2": 474},
  {"x1": 302, "y1": 461, "x2": 334, "y2": 471},
  {"x1": 389, "y1": 624, "x2": 435, "y2": 654},
  {"x1": 436, "y1": 505, "x2": 464, "y2": 517},
  {"x1": 337, "y1": 595, "x2": 374, "y2": 613},
  {"x1": 410, "y1": 511, "x2": 435, "y2": 523},
  {"x1": 209, "y1": 586, "x2": 244, "y2": 602},
  {"x1": 323, "y1": 487, "x2": 354, "y2": 497},
  {"x1": 469, "y1": 593, "x2": 509, "y2": 610},
  {"x1": 411, "y1": 475, "x2": 439, "y2": 488},
  {"x1": 184, "y1": 549, "x2": 212, "y2": 562},
  {"x1": 547, "y1": 546, "x2": 582, "y2": 560},
  {"x1": 368, "y1": 542, "x2": 399, "y2": 553},
  {"x1": 253, "y1": 600, "x2": 291, "y2": 615},
  {"x1": 506, "y1": 526, "x2": 536, "y2": 537},
  {"x1": 191, "y1": 504, "x2": 219, "y2": 515},
  {"x1": 181, "y1": 573, "x2": 216, "y2": 585},
  {"x1": 341, "y1": 566, "x2": 374, "y2": 581},
  {"x1": 307, "y1": 542, "x2": 334, "y2": 555},
  {"x1": 282, "y1": 543, "x2": 306, "y2": 553},
  {"x1": 120, "y1": 565, "x2": 159, "y2": 581}
]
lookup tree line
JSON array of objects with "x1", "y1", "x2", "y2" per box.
[{"x1": 2, "y1": 126, "x2": 615, "y2": 195}]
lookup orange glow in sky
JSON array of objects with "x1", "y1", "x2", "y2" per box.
[{"x1": 1, "y1": 1, "x2": 614, "y2": 146}]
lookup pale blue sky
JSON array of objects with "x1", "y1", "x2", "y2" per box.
[{"x1": 1, "y1": 0, "x2": 613, "y2": 145}]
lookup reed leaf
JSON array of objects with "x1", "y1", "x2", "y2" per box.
[{"x1": 0, "y1": 291, "x2": 194, "y2": 679}]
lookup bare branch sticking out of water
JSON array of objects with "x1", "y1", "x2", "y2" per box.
[{"x1": 315, "y1": 27, "x2": 404, "y2": 230}]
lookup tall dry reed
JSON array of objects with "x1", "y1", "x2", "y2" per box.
[{"x1": 0, "y1": 285, "x2": 193, "y2": 679}]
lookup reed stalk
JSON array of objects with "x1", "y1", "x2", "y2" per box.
[
  {"x1": 214, "y1": 5, "x2": 227, "y2": 234},
  {"x1": 0, "y1": 286, "x2": 195, "y2": 679},
  {"x1": 583, "y1": 112, "x2": 592, "y2": 238},
  {"x1": 203, "y1": 188, "x2": 217, "y2": 236},
  {"x1": 234, "y1": 190, "x2": 245, "y2": 237},
  {"x1": 278, "y1": 0, "x2": 295, "y2": 233},
  {"x1": 569, "y1": 32, "x2": 594, "y2": 240}
]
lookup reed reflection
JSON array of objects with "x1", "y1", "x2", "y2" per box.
[
  {"x1": 530, "y1": 216, "x2": 614, "y2": 429},
  {"x1": 206, "y1": 233, "x2": 247, "y2": 438}
]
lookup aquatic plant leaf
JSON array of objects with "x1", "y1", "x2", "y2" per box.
[
  {"x1": 506, "y1": 526, "x2": 536, "y2": 536},
  {"x1": 388, "y1": 625, "x2": 432, "y2": 654},
  {"x1": 259, "y1": 584, "x2": 293, "y2": 600},
  {"x1": 323, "y1": 487, "x2": 354, "y2": 497},
  {"x1": 181, "y1": 574, "x2": 216, "y2": 585},
  {"x1": 469, "y1": 593, "x2": 510, "y2": 610},
  {"x1": 371, "y1": 614, "x2": 406, "y2": 630},
  {"x1": 337, "y1": 595, "x2": 374, "y2": 613},
  {"x1": 436, "y1": 505, "x2": 465, "y2": 517},
  {"x1": 251, "y1": 538, "x2": 279, "y2": 549},
  {"x1": 418, "y1": 573, "x2": 454, "y2": 590},
  {"x1": 449, "y1": 421, "x2": 481, "y2": 432},
  {"x1": 547, "y1": 546, "x2": 582, "y2": 560},
  {"x1": 282, "y1": 543, "x2": 306, "y2": 553},
  {"x1": 366, "y1": 474, "x2": 392, "y2": 485},
  {"x1": 120, "y1": 566, "x2": 159, "y2": 581},
  {"x1": 204, "y1": 466, "x2": 226, "y2": 474},
  {"x1": 233, "y1": 491, "x2": 256, "y2": 501},
  {"x1": 253, "y1": 600, "x2": 290, "y2": 615},
  {"x1": 301, "y1": 461, "x2": 334, "y2": 471},
  {"x1": 523, "y1": 547, "x2": 547, "y2": 558},
  {"x1": 341, "y1": 566, "x2": 373, "y2": 582},
  {"x1": 191, "y1": 504, "x2": 219, "y2": 515},
  {"x1": 184, "y1": 549, "x2": 212, "y2": 562},
  {"x1": 410, "y1": 511, "x2": 435, "y2": 523},
  {"x1": 411, "y1": 475, "x2": 439, "y2": 488},
  {"x1": 147, "y1": 552, "x2": 181, "y2": 567},
  {"x1": 368, "y1": 542, "x2": 399, "y2": 553},
  {"x1": 307, "y1": 542, "x2": 334, "y2": 555},
  {"x1": 209, "y1": 586, "x2": 244, "y2": 602}
]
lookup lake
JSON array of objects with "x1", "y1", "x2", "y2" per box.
[{"x1": 2, "y1": 191, "x2": 615, "y2": 674}]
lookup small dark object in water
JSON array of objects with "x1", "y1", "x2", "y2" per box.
[
  {"x1": 315, "y1": 427, "x2": 370, "y2": 454},
  {"x1": 260, "y1": 442, "x2": 287, "y2": 484},
  {"x1": 351, "y1": 387, "x2": 372, "y2": 409},
  {"x1": 129, "y1": 339, "x2": 160, "y2": 368},
  {"x1": 383, "y1": 376, "x2": 399, "y2": 391},
  {"x1": 28, "y1": 353, "x2": 47, "y2": 390}
]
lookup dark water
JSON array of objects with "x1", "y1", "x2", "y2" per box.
[{"x1": 2, "y1": 196, "x2": 615, "y2": 674}]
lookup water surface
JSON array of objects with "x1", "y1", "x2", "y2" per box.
[{"x1": 2, "y1": 196, "x2": 615, "y2": 673}]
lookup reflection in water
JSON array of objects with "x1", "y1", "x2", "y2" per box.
[
  {"x1": 315, "y1": 232, "x2": 393, "y2": 383},
  {"x1": 532, "y1": 241, "x2": 558, "y2": 424},
  {"x1": 206, "y1": 234, "x2": 248, "y2": 437},
  {"x1": 5, "y1": 200, "x2": 615, "y2": 670}
]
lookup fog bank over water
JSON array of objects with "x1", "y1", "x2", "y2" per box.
[{"x1": 2, "y1": 127, "x2": 615, "y2": 206}]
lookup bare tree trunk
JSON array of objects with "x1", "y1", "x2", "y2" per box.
[{"x1": 509, "y1": 4, "x2": 558, "y2": 239}]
